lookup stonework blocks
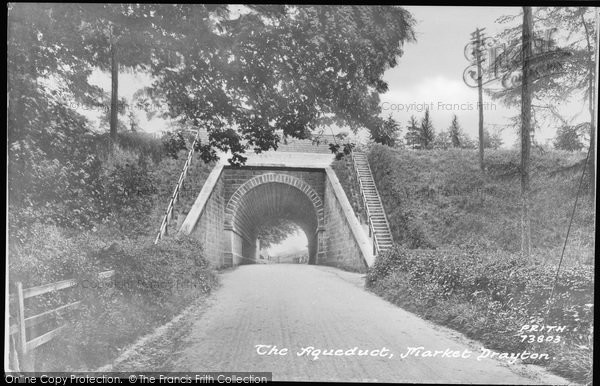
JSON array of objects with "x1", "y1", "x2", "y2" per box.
[{"x1": 186, "y1": 164, "x2": 366, "y2": 272}]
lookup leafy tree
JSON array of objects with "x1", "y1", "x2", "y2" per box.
[
  {"x1": 7, "y1": 4, "x2": 106, "y2": 117},
  {"x1": 371, "y1": 115, "x2": 401, "y2": 146},
  {"x1": 483, "y1": 128, "x2": 504, "y2": 149},
  {"x1": 127, "y1": 110, "x2": 140, "y2": 132},
  {"x1": 553, "y1": 124, "x2": 586, "y2": 151},
  {"x1": 7, "y1": 4, "x2": 108, "y2": 231},
  {"x1": 7, "y1": 4, "x2": 417, "y2": 237},
  {"x1": 75, "y1": 4, "x2": 156, "y2": 142},
  {"x1": 485, "y1": 8, "x2": 596, "y2": 112},
  {"x1": 162, "y1": 131, "x2": 188, "y2": 159},
  {"x1": 432, "y1": 130, "x2": 451, "y2": 150},
  {"x1": 10, "y1": 4, "x2": 156, "y2": 143},
  {"x1": 145, "y1": 5, "x2": 415, "y2": 165},
  {"x1": 328, "y1": 142, "x2": 355, "y2": 161},
  {"x1": 420, "y1": 108, "x2": 436, "y2": 149},
  {"x1": 258, "y1": 220, "x2": 300, "y2": 249},
  {"x1": 448, "y1": 115, "x2": 463, "y2": 148},
  {"x1": 434, "y1": 117, "x2": 476, "y2": 150},
  {"x1": 7, "y1": 4, "x2": 168, "y2": 235},
  {"x1": 485, "y1": 7, "x2": 596, "y2": 192},
  {"x1": 405, "y1": 115, "x2": 421, "y2": 149},
  {"x1": 99, "y1": 98, "x2": 128, "y2": 133},
  {"x1": 9, "y1": 4, "x2": 416, "y2": 166}
]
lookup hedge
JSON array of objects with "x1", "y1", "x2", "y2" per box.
[{"x1": 367, "y1": 245, "x2": 593, "y2": 384}]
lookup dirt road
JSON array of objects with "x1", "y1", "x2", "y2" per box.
[{"x1": 156, "y1": 264, "x2": 565, "y2": 383}]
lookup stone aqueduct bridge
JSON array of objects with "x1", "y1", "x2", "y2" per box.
[{"x1": 178, "y1": 137, "x2": 374, "y2": 272}]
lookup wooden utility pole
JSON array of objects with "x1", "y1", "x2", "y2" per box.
[
  {"x1": 110, "y1": 24, "x2": 119, "y2": 144},
  {"x1": 521, "y1": 7, "x2": 533, "y2": 257},
  {"x1": 472, "y1": 28, "x2": 486, "y2": 171}
]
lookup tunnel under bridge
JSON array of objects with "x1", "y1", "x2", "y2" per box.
[{"x1": 178, "y1": 139, "x2": 375, "y2": 272}]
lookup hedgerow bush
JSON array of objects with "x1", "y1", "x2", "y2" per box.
[
  {"x1": 8, "y1": 126, "x2": 216, "y2": 370},
  {"x1": 22, "y1": 235, "x2": 217, "y2": 370},
  {"x1": 349, "y1": 143, "x2": 594, "y2": 382},
  {"x1": 116, "y1": 131, "x2": 165, "y2": 164},
  {"x1": 8, "y1": 223, "x2": 111, "y2": 333},
  {"x1": 8, "y1": 147, "x2": 107, "y2": 234},
  {"x1": 161, "y1": 130, "x2": 188, "y2": 159},
  {"x1": 367, "y1": 245, "x2": 594, "y2": 384},
  {"x1": 8, "y1": 142, "x2": 160, "y2": 243},
  {"x1": 102, "y1": 147, "x2": 158, "y2": 237}
]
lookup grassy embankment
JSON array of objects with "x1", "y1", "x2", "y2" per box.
[
  {"x1": 9, "y1": 132, "x2": 217, "y2": 370},
  {"x1": 335, "y1": 144, "x2": 594, "y2": 384}
]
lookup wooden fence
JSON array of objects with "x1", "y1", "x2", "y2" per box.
[{"x1": 8, "y1": 270, "x2": 115, "y2": 370}]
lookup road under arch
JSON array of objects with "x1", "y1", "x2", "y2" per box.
[{"x1": 225, "y1": 175, "x2": 325, "y2": 265}]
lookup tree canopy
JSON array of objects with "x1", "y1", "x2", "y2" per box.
[
  {"x1": 145, "y1": 5, "x2": 416, "y2": 164},
  {"x1": 257, "y1": 219, "x2": 300, "y2": 250},
  {"x1": 419, "y1": 109, "x2": 436, "y2": 149},
  {"x1": 9, "y1": 4, "x2": 415, "y2": 168},
  {"x1": 405, "y1": 115, "x2": 421, "y2": 149},
  {"x1": 7, "y1": 4, "x2": 416, "y2": 235},
  {"x1": 370, "y1": 114, "x2": 401, "y2": 147}
]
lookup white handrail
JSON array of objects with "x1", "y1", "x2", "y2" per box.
[{"x1": 154, "y1": 129, "x2": 202, "y2": 244}]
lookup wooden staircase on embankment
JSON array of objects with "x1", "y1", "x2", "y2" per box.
[{"x1": 350, "y1": 151, "x2": 394, "y2": 255}]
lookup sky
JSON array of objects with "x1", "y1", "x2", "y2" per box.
[
  {"x1": 381, "y1": 5, "x2": 582, "y2": 149},
  {"x1": 381, "y1": 6, "x2": 516, "y2": 145},
  {"x1": 85, "y1": 70, "x2": 168, "y2": 134}
]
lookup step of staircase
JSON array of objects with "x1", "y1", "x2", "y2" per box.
[{"x1": 351, "y1": 151, "x2": 394, "y2": 256}]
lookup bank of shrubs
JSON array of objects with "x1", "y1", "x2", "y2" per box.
[
  {"x1": 8, "y1": 131, "x2": 217, "y2": 370},
  {"x1": 361, "y1": 144, "x2": 594, "y2": 384},
  {"x1": 366, "y1": 245, "x2": 593, "y2": 384},
  {"x1": 10, "y1": 225, "x2": 216, "y2": 370}
]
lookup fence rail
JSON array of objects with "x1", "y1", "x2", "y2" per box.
[
  {"x1": 154, "y1": 128, "x2": 202, "y2": 244},
  {"x1": 8, "y1": 270, "x2": 115, "y2": 370}
]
